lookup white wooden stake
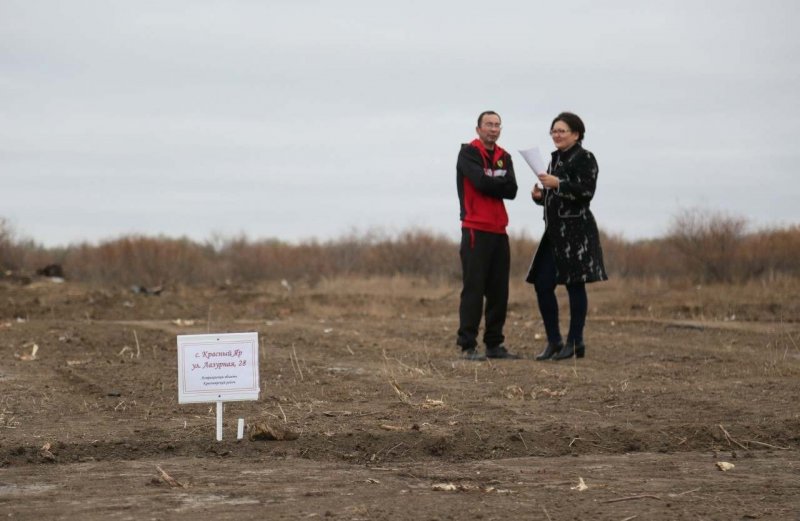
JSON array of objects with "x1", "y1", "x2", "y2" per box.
[
  {"x1": 216, "y1": 401, "x2": 223, "y2": 441},
  {"x1": 237, "y1": 418, "x2": 244, "y2": 440}
]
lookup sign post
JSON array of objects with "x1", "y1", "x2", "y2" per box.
[{"x1": 177, "y1": 332, "x2": 260, "y2": 440}]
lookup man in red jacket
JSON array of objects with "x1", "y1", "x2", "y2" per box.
[{"x1": 456, "y1": 110, "x2": 520, "y2": 360}]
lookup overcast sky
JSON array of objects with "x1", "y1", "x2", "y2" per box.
[{"x1": 2, "y1": 0, "x2": 798, "y2": 247}]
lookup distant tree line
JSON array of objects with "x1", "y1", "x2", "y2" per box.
[{"x1": 1, "y1": 210, "x2": 798, "y2": 287}]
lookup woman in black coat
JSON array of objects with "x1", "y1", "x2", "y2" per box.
[{"x1": 527, "y1": 112, "x2": 607, "y2": 360}]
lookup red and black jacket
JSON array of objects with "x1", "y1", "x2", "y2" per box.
[{"x1": 456, "y1": 139, "x2": 518, "y2": 234}]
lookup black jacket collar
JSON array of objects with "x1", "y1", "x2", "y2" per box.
[{"x1": 551, "y1": 143, "x2": 583, "y2": 163}]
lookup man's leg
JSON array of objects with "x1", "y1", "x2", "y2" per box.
[
  {"x1": 457, "y1": 229, "x2": 489, "y2": 351},
  {"x1": 483, "y1": 233, "x2": 509, "y2": 349}
]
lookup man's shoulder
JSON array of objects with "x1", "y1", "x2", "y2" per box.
[{"x1": 458, "y1": 142, "x2": 479, "y2": 157}]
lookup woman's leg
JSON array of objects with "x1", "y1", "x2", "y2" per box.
[
  {"x1": 566, "y1": 282, "x2": 587, "y2": 345},
  {"x1": 553, "y1": 282, "x2": 588, "y2": 360},
  {"x1": 533, "y1": 242, "x2": 562, "y2": 345}
]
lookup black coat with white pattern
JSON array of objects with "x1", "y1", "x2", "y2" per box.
[{"x1": 526, "y1": 144, "x2": 608, "y2": 285}]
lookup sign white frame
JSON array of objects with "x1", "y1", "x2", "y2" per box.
[{"x1": 177, "y1": 332, "x2": 260, "y2": 404}]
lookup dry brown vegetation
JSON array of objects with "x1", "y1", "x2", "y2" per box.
[
  {"x1": 2, "y1": 210, "x2": 798, "y2": 288},
  {"x1": 2, "y1": 211, "x2": 800, "y2": 520}
]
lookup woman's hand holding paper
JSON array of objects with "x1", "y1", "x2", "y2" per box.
[{"x1": 537, "y1": 173, "x2": 560, "y2": 190}]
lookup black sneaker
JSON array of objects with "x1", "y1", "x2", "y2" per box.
[
  {"x1": 486, "y1": 345, "x2": 521, "y2": 359},
  {"x1": 461, "y1": 348, "x2": 487, "y2": 361}
]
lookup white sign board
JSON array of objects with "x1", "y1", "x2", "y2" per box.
[{"x1": 177, "y1": 332, "x2": 260, "y2": 404}]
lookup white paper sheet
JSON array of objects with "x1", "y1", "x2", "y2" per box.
[{"x1": 518, "y1": 147, "x2": 547, "y2": 175}]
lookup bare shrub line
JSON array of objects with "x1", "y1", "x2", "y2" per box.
[{"x1": 3, "y1": 216, "x2": 799, "y2": 284}]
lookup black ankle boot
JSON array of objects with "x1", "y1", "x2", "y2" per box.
[
  {"x1": 553, "y1": 341, "x2": 586, "y2": 360},
  {"x1": 535, "y1": 341, "x2": 563, "y2": 361}
]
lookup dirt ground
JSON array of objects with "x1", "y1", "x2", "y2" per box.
[{"x1": 1, "y1": 275, "x2": 799, "y2": 520}]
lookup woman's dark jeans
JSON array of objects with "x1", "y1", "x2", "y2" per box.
[{"x1": 532, "y1": 242, "x2": 587, "y2": 345}]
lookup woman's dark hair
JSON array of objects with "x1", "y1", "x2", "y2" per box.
[{"x1": 551, "y1": 112, "x2": 586, "y2": 143}]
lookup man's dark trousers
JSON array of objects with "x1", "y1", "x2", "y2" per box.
[{"x1": 457, "y1": 228, "x2": 510, "y2": 350}]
